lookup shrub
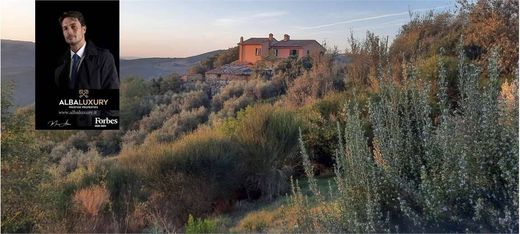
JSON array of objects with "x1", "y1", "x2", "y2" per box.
[
  {"x1": 67, "y1": 131, "x2": 90, "y2": 152},
  {"x1": 105, "y1": 164, "x2": 140, "y2": 232},
  {"x1": 185, "y1": 214, "x2": 218, "y2": 234},
  {"x1": 119, "y1": 128, "x2": 243, "y2": 226},
  {"x1": 213, "y1": 46, "x2": 239, "y2": 67},
  {"x1": 73, "y1": 184, "x2": 110, "y2": 217},
  {"x1": 95, "y1": 130, "x2": 122, "y2": 156},
  {"x1": 181, "y1": 90, "x2": 209, "y2": 111},
  {"x1": 143, "y1": 106, "x2": 209, "y2": 144},
  {"x1": 227, "y1": 104, "x2": 304, "y2": 200},
  {"x1": 120, "y1": 77, "x2": 153, "y2": 130},
  {"x1": 291, "y1": 48, "x2": 518, "y2": 232}
]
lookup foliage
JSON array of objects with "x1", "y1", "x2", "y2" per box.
[
  {"x1": 187, "y1": 47, "x2": 239, "y2": 75},
  {"x1": 291, "y1": 48, "x2": 518, "y2": 232},
  {"x1": 461, "y1": 0, "x2": 518, "y2": 75},
  {"x1": 346, "y1": 31, "x2": 389, "y2": 87},
  {"x1": 185, "y1": 214, "x2": 218, "y2": 234},
  {"x1": 214, "y1": 46, "x2": 239, "y2": 67},
  {"x1": 120, "y1": 77, "x2": 153, "y2": 130},
  {"x1": 390, "y1": 12, "x2": 461, "y2": 70},
  {"x1": 1, "y1": 107, "x2": 52, "y2": 233},
  {"x1": 119, "y1": 128, "x2": 243, "y2": 226},
  {"x1": 95, "y1": 130, "x2": 122, "y2": 156},
  {"x1": 104, "y1": 164, "x2": 140, "y2": 232},
  {"x1": 1, "y1": 80, "x2": 15, "y2": 123},
  {"x1": 390, "y1": 0, "x2": 518, "y2": 79},
  {"x1": 123, "y1": 90, "x2": 210, "y2": 147},
  {"x1": 73, "y1": 184, "x2": 110, "y2": 217},
  {"x1": 143, "y1": 106, "x2": 209, "y2": 144},
  {"x1": 222, "y1": 104, "x2": 304, "y2": 200},
  {"x1": 150, "y1": 74, "x2": 182, "y2": 95},
  {"x1": 210, "y1": 79, "x2": 279, "y2": 121}
]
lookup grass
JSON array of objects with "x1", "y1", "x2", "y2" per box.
[{"x1": 205, "y1": 176, "x2": 337, "y2": 233}]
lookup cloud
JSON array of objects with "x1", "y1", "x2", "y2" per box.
[
  {"x1": 213, "y1": 11, "x2": 288, "y2": 26},
  {"x1": 296, "y1": 4, "x2": 453, "y2": 30}
]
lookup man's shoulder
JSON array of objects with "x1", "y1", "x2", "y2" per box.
[
  {"x1": 97, "y1": 48, "x2": 115, "y2": 62},
  {"x1": 86, "y1": 41, "x2": 114, "y2": 58},
  {"x1": 96, "y1": 47, "x2": 112, "y2": 56}
]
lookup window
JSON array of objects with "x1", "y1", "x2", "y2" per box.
[
  {"x1": 307, "y1": 50, "x2": 310, "y2": 55},
  {"x1": 290, "y1": 49, "x2": 298, "y2": 57},
  {"x1": 255, "y1": 48, "x2": 261, "y2": 56},
  {"x1": 275, "y1": 49, "x2": 279, "y2": 57}
]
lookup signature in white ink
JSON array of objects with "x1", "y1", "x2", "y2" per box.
[{"x1": 48, "y1": 119, "x2": 71, "y2": 127}]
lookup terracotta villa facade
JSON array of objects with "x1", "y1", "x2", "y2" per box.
[{"x1": 238, "y1": 33, "x2": 326, "y2": 64}]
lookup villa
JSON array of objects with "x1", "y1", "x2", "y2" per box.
[
  {"x1": 204, "y1": 33, "x2": 326, "y2": 94},
  {"x1": 237, "y1": 33, "x2": 326, "y2": 65}
]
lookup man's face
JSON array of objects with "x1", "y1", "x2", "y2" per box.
[{"x1": 61, "y1": 17, "x2": 86, "y2": 46}]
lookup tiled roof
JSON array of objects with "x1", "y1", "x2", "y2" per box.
[
  {"x1": 271, "y1": 40, "x2": 319, "y2": 47},
  {"x1": 206, "y1": 64, "x2": 252, "y2": 75},
  {"x1": 241, "y1": 38, "x2": 277, "y2": 45}
]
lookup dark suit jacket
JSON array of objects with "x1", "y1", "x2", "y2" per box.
[{"x1": 55, "y1": 41, "x2": 119, "y2": 89}]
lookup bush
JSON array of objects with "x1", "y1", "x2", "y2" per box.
[
  {"x1": 120, "y1": 77, "x2": 153, "y2": 130},
  {"x1": 95, "y1": 130, "x2": 122, "y2": 156},
  {"x1": 232, "y1": 209, "x2": 284, "y2": 232},
  {"x1": 105, "y1": 164, "x2": 140, "y2": 232},
  {"x1": 73, "y1": 185, "x2": 110, "y2": 217},
  {"x1": 143, "y1": 106, "x2": 209, "y2": 144},
  {"x1": 291, "y1": 49, "x2": 518, "y2": 232},
  {"x1": 119, "y1": 128, "x2": 243, "y2": 226},
  {"x1": 185, "y1": 214, "x2": 218, "y2": 234},
  {"x1": 224, "y1": 104, "x2": 304, "y2": 200}
]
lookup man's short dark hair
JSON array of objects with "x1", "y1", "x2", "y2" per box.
[{"x1": 59, "y1": 11, "x2": 86, "y2": 26}]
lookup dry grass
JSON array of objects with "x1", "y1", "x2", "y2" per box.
[
  {"x1": 73, "y1": 184, "x2": 110, "y2": 216},
  {"x1": 231, "y1": 206, "x2": 287, "y2": 233},
  {"x1": 500, "y1": 79, "x2": 517, "y2": 112}
]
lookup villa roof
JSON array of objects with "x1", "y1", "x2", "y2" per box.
[
  {"x1": 271, "y1": 40, "x2": 320, "y2": 47},
  {"x1": 241, "y1": 38, "x2": 278, "y2": 45}
]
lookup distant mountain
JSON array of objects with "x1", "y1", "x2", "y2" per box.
[
  {"x1": 120, "y1": 50, "x2": 223, "y2": 79},
  {"x1": 1, "y1": 40, "x2": 35, "y2": 107},
  {"x1": 1, "y1": 39, "x2": 222, "y2": 106}
]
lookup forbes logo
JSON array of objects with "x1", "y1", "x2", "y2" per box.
[{"x1": 95, "y1": 117, "x2": 118, "y2": 125}]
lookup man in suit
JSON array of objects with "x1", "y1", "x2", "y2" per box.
[{"x1": 55, "y1": 11, "x2": 119, "y2": 89}]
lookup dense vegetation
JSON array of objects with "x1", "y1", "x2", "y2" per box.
[
  {"x1": 292, "y1": 49, "x2": 518, "y2": 233},
  {"x1": 1, "y1": 0, "x2": 518, "y2": 232}
]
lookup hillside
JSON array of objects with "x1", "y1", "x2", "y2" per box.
[
  {"x1": 1, "y1": 40, "x2": 35, "y2": 107},
  {"x1": 119, "y1": 50, "x2": 223, "y2": 79},
  {"x1": 0, "y1": 39, "x2": 222, "y2": 106}
]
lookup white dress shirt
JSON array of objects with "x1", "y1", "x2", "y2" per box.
[{"x1": 69, "y1": 42, "x2": 87, "y2": 78}]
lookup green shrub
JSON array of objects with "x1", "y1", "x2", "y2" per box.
[
  {"x1": 120, "y1": 77, "x2": 153, "y2": 130},
  {"x1": 119, "y1": 128, "x2": 243, "y2": 226},
  {"x1": 185, "y1": 214, "x2": 218, "y2": 234},
  {"x1": 228, "y1": 104, "x2": 304, "y2": 200},
  {"x1": 143, "y1": 106, "x2": 209, "y2": 144},
  {"x1": 291, "y1": 48, "x2": 518, "y2": 232},
  {"x1": 105, "y1": 164, "x2": 140, "y2": 231}
]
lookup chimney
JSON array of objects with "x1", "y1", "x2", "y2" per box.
[
  {"x1": 283, "y1": 34, "x2": 290, "y2": 41},
  {"x1": 268, "y1": 33, "x2": 273, "y2": 41},
  {"x1": 239, "y1": 36, "x2": 244, "y2": 62}
]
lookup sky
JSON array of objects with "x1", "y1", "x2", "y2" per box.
[{"x1": 1, "y1": 0, "x2": 457, "y2": 58}]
